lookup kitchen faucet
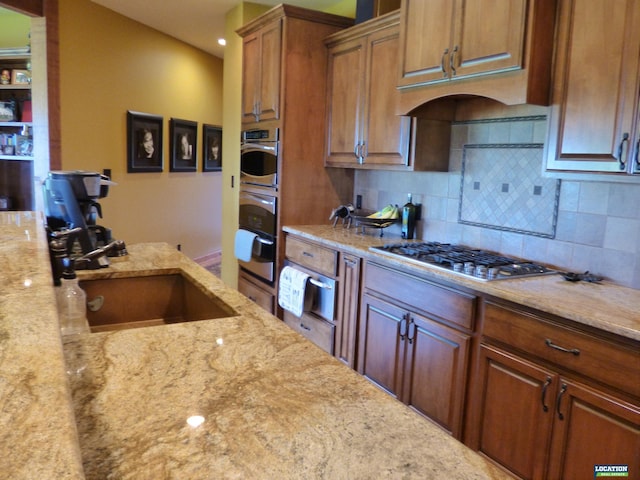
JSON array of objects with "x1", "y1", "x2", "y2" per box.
[
  {"x1": 48, "y1": 227, "x2": 127, "y2": 284},
  {"x1": 73, "y1": 239, "x2": 128, "y2": 269}
]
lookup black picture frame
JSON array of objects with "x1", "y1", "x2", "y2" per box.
[
  {"x1": 170, "y1": 118, "x2": 198, "y2": 172},
  {"x1": 127, "y1": 111, "x2": 163, "y2": 173},
  {"x1": 203, "y1": 124, "x2": 222, "y2": 171}
]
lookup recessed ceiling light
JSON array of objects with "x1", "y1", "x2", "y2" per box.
[{"x1": 217, "y1": 38, "x2": 226, "y2": 46}]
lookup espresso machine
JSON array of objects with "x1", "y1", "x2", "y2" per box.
[{"x1": 43, "y1": 170, "x2": 126, "y2": 278}]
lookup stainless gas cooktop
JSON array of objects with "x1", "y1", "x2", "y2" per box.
[{"x1": 370, "y1": 242, "x2": 558, "y2": 281}]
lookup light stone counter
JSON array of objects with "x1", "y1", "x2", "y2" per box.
[
  {"x1": 2, "y1": 212, "x2": 512, "y2": 479},
  {"x1": 284, "y1": 225, "x2": 640, "y2": 342}
]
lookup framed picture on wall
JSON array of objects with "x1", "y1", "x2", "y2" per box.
[
  {"x1": 170, "y1": 118, "x2": 197, "y2": 172},
  {"x1": 203, "y1": 124, "x2": 222, "y2": 171},
  {"x1": 127, "y1": 111, "x2": 163, "y2": 173}
]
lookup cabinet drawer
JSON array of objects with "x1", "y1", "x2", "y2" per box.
[
  {"x1": 483, "y1": 301, "x2": 640, "y2": 398},
  {"x1": 283, "y1": 311, "x2": 335, "y2": 354},
  {"x1": 285, "y1": 236, "x2": 337, "y2": 277},
  {"x1": 364, "y1": 262, "x2": 476, "y2": 330},
  {"x1": 238, "y1": 276, "x2": 274, "y2": 314}
]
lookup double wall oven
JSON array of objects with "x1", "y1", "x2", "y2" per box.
[{"x1": 237, "y1": 126, "x2": 279, "y2": 284}]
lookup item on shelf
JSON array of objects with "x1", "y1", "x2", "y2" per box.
[
  {"x1": 16, "y1": 136, "x2": 32, "y2": 156},
  {"x1": 0, "y1": 69, "x2": 10, "y2": 85},
  {"x1": 0, "y1": 100, "x2": 15, "y2": 121},
  {"x1": 20, "y1": 100, "x2": 31, "y2": 122}
]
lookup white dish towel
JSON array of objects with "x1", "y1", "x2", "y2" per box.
[
  {"x1": 278, "y1": 266, "x2": 311, "y2": 317},
  {"x1": 234, "y1": 229, "x2": 257, "y2": 262}
]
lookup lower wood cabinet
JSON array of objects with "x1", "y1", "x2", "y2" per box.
[
  {"x1": 466, "y1": 300, "x2": 640, "y2": 479},
  {"x1": 471, "y1": 344, "x2": 640, "y2": 480},
  {"x1": 358, "y1": 290, "x2": 471, "y2": 437},
  {"x1": 283, "y1": 310, "x2": 335, "y2": 354},
  {"x1": 335, "y1": 253, "x2": 361, "y2": 368},
  {"x1": 238, "y1": 272, "x2": 275, "y2": 314}
]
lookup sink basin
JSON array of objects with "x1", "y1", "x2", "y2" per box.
[{"x1": 79, "y1": 274, "x2": 238, "y2": 332}]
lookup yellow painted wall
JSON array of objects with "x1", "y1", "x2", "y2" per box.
[
  {"x1": 58, "y1": 0, "x2": 224, "y2": 261},
  {"x1": 220, "y1": 2, "x2": 270, "y2": 286},
  {"x1": 0, "y1": 8, "x2": 30, "y2": 47}
]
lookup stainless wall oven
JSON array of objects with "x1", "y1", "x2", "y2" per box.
[
  {"x1": 238, "y1": 191, "x2": 277, "y2": 282},
  {"x1": 240, "y1": 127, "x2": 279, "y2": 191},
  {"x1": 237, "y1": 126, "x2": 280, "y2": 284}
]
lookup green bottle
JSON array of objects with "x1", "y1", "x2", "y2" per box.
[{"x1": 401, "y1": 193, "x2": 416, "y2": 239}]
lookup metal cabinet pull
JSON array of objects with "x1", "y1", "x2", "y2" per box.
[
  {"x1": 450, "y1": 45, "x2": 459, "y2": 76},
  {"x1": 618, "y1": 132, "x2": 630, "y2": 170},
  {"x1": 302, "y1": 251, "x2": 314, "y2": 258},
  {"x1": 407, "y1": 318, "x2": 416, "y2": 344},
  {"x1": 440, "y1": 48, "x2": 449, "y2": 77},
  {"x1": 399, "y1": 315, "x2": 408, "y2": 341},
  {"x1": 545, "y1": 339, "x2": 580, "y2": 356},
  {"x1": 300, "y1": 323, "x2": 311, "y2": 331},
  {"x1": 556, "y1": 383, "x2": 568, "y2": 420},
  {"x1": 541, "y1": 376, "x2": 552, "y2": 412},
  {"x1": 634, "y1": 139, "x2": 640, "y2": 172}
]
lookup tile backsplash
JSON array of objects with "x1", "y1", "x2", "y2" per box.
[
  {"x1": 459, "y1": 143, "x2": 560, "y2": 238},
  {"x1": 354, "y1": 114, "x2": 640, "y2": 289}
]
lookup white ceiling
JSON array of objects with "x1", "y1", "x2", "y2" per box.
[{"x1": 90, "y1": 0, "x2": 351, "y2": 59}]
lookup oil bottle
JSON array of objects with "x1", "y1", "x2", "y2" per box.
[{"x1": 401, "y1": 193, "x2": 416, "y2": 239}]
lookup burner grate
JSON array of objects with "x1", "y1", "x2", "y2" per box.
[{"x1": 371, "y1": 242, "x2": 557, "y2": 281}]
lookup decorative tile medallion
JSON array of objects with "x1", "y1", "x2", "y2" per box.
[{"x1": 459, "y1": 144, "x2": 560, "y2": 238}]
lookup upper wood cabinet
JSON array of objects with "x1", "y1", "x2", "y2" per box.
[
  {"x1": 240, "y1": 18, "x2": 282, "y2": 124},
  {"x1": 398, "y1": 0, "x2": 527, "y2": 87},
  {"x1": 324, "y1": 12, "x2": 413, "y2": 169},
  {"x1": 545, "y1": 0, "x2": 640, "y2": 178},
  {"x1": 396, "y1": 0, "x2": 557, "y2": 112}
]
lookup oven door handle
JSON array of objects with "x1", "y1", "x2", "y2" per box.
[
  {"x1": 309, "y1": 278, "x2": 333, "y2": 290},
  {"x1": 255, "y1": 236, "x2": 274, "y2": 246},
  {"x1": 241, "y1": 143, "x2": 278, "y2": 154}
]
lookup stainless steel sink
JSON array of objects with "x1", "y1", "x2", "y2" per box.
[{"x1": 79, "y1": 273, "x2": 238, "y2": 332}]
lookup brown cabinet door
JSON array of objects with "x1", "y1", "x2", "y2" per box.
[
  {"x1": 398, "y1": 0, "x2": 527, "y2": 87},
  {"x1": 241, "y1": 31, "x2": 261, "y2": 124},
  {"x1": 402, "y1": 312, "x2": 470, "y2": 437},
  {"x1": 325, "y1": 37, "x2": 366, "y2": 166},
  {"x1": 362, "y1": 24, "x2": 411, "y2": 166},
  {"x1": 546, "y1": 0, "x2": 640, "y2": 173},
  {"x1": 453, "y1": 0, "x2": 526, "y2": 79},
  {"x1": 241, "y1": 20, "x2": 282, "y2": 124},
  {"x1": 257, "y1": 20, "x2": 281, "y2": 123},
  {"x1": 335, "y1": 254, "x2": 361, "y2": 368},
  {"x1": 398, "y1": 0, "x2": 456, "y2": 86},
  {"x1": 357, "y1": 293, "x2": 407, "y2": 399},
  {"x1": 474, "y1": 345, "x2": 555, "y2": 480},
  {"x1": 547, "y1": 379, "x2": 640, "y2": 480}
]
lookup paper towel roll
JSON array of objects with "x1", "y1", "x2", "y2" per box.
[
  {"x1": 278, "y1": 266, "x2": 311, "y2": 317},
  {"x1": 234, "y1": 229, "x2": 257, "y2": 262}
]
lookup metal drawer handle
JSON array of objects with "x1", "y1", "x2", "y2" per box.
[
  {"x1": 541, "y1": 376, "x2": 552, "y2": 412},
  {"x1": 300, "y1": 323, "x2": 311, "y2": 331},
  {"x1": 302, "y1": 251, "x2": 314, "y2": 258},
  {"x1": 309, "y1": 278, "x2": 332, "y2": 290},
  {"x1": 545, "y1": 339, "x2": 580, "y2": 356}
]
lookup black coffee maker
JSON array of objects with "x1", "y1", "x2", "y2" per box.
[{"x1": 43, "y1": 170, "x2": 123, "y2": 273}]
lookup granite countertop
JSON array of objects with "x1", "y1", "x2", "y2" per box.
[
  {"x1": 1, "y1": 212, "x2": 513, "y2": 479},
  {"x1": 283, "y1": 225, "x2": 640, "y2": 342}
]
